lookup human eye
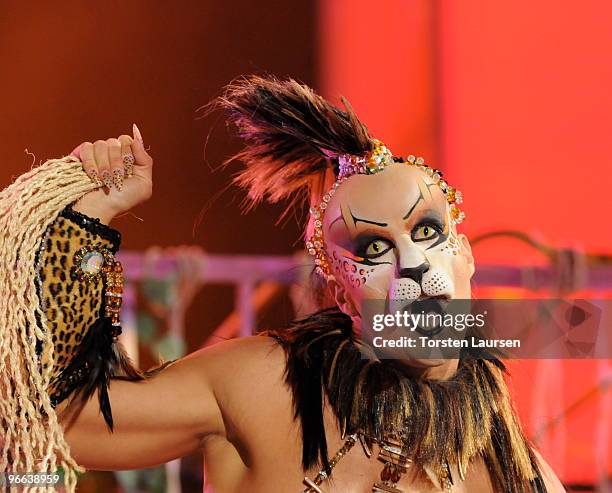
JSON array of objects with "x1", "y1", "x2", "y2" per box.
[
  {"x1": 360, "y1": 238, "x2": 393, "y2": 259},
  {"x1": 411, "y1": 222, "x2": 442, "y2": 242}
]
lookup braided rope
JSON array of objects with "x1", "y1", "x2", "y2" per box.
[{"x1": 0, "y1": 157, "x2": 95, "y2": 492}]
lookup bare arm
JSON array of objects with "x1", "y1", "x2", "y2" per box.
[
  {"x1": 47, "y1": 130, "x2": 226, "y2": 470},
  {"x1": 57, "y1": 349, "x2": 224, "y2": 470}
]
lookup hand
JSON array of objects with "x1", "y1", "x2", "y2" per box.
[{"x1": 71, "y1": 124, "x2": 153, "y2": 224}]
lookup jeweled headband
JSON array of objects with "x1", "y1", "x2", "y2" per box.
[{"x1": 306, "y1": 140, "x2": 465, "y2": 278}]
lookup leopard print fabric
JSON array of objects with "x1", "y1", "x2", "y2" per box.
[{"x1": 36, "y1": 207, "x2": 121, "y2": 404}]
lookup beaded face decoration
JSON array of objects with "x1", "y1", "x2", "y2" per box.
[{"x1": 305, "y1": 140, "x2": 464, "y2": 278}]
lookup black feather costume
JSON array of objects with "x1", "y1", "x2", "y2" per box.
[
  {"x1": 263, "y1": 308, "x2": 547, "y2": 492},
  {"x1": 218, "y1": 75, "x2": 549, "y2": 491}
]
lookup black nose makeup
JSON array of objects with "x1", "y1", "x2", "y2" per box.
[{"x1": 398, "y1": 261, "x2": 430, "y2": 284}]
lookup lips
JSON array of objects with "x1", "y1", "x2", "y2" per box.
[
  {"x1": 402, "y1": 295, "x2": 449, "y2": 313},
  {"x1": 402, "y1": 296, "x2": 450, "y2": 337}
]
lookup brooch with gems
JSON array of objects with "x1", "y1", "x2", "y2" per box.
[
  {"x1": 73, "y1": 243, "x2": 115, "y2": 283},
  {"x1": 73, "y1": 243, "x2": 124, "y2": 337}
]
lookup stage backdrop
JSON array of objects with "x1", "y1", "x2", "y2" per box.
[
  {"x1": 319, "y1": 0, "x2": 612, "y2": 485},
  {"x1": 0, "y1": 0, "x2": 315, "y2": 351}
]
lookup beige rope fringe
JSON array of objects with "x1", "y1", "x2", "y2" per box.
[{"x1": 0, "y1": 157, "x2": 96, "y2": 492}]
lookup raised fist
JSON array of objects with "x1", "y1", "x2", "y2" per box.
[{"x1": 71, "y1": 124, "x2": 153, "y2": 223}]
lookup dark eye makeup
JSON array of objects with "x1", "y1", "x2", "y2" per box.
[
  {"x1": 348, "y1": 216, "x2": 446, "y2": 265},
  {"x1": 411, "y1": 217, "x2": 445, "y2": 242},
  {"x1": 353, "y1": 234, "x2": 394, "y2": 260}
]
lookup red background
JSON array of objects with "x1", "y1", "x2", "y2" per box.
[
  {"x1": 1, "y1": 0, "x2": 610, "y2": 487},
  {"x1": 319, "y1": 0, "x2": 612, "y2": 484}
]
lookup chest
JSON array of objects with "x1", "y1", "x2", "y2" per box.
[{"x1": 201, "y1": 400, "x2": 493, "y2": 493}]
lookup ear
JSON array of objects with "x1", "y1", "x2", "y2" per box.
[
  {"x1": 458, "y1": 233, "x2": 475, "y2": 279},
  {"x1": 327, "y1": 274, "x2": 360, "y2": 321}
]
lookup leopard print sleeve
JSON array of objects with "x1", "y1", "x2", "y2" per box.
[{"x1": 36, "y1": 205, "x2": 143, "y2": 430}]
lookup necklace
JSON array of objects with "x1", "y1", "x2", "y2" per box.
[
  {"x1": 301, "y1": 432, "x2": 452, "y2": 493},
  {"x1": 265, "y1": 307, "x2": 546, "y2": 493}
]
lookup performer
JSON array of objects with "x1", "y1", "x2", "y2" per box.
[{"x1": 0, "y1": 76, "x2": 565, "y2": 492}]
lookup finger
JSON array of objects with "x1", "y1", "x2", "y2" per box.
[
  {"x1": 133, "y1": 123, "x2": 143, "y2": 145},
  {"x1": 79, "y1": 142, "x2": 102, "y2": 186},
  {"x1": 71, "y1": 144, "x2": 82, "y2": 159},
  {"x1": 94, "y1": 140, "x2": 113, "y2": 189},
  {"x1": 118, "y1": 134, "x2": 135, "y2": 177},
  {"x1": 131, "y1": 123, "x2": 153, "y2": 169},
  {"x1": 107, "y1": 138, "x2": 124, "y2": 191}
]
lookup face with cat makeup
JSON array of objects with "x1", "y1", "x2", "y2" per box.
[{"x1": 322, "y1": 163, "x2": 475, "y2": 366}]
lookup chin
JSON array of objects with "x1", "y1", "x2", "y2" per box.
[
  {"x1": 390, "y1": 357, "x2": 459, "y2": 381},
  {"x1": 400, "y1": 358, "x2": 448, "y2": 368}
]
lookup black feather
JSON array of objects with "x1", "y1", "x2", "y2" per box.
[
  {"x1": 210, "y1": 75, "x2": 374, "y2": 218},
  {"x1": 49, "y1": 318, "x2": 138, "y2": 430},
  {"x1": 49, "y1": 318, "x2": 173, "y2": 431},
  {"x1": 264, "y1": 307, "x2": 548, "y2": 491}
]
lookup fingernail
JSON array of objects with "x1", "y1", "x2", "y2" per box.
[
  {"x1": 101, "y1": 170, "x2": 114, "y2": 189},
  {"x1": 123, "y1": 154, "x2": 135, "y2": 177},
  {"x1": 124, "y1": 163, "x2": 134, "y2": 177},
  {"x1": 133, "y1": 123, "x2": 144, "y2": 146},
  {"x1": 88, "y1": 169, "x2": 103, "y2": 187},
  {"x1": 113, "y1": 168, "x2": 124, "y2": 191}
]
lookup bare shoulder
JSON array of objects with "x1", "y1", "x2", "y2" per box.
[
  {"x1": 186, "y1": 335, "x2": 288, "y2": 397},
  {"x1": 192, "y1": 334, "x2": 285, "y2": 369},
  {"x1": 188, "y1": 334, "x2": 295, "y2": 452},
  {"x1": 532, "y1": 449, "x2": 567, "y2": 492}
]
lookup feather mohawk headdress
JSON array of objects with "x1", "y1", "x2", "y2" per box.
[
  {"x1": 214, "y1": 75, "x2": 375, "y2": 218},
  {"x1": 215, "y1": 75, "x2": 465, "y2": 277}
]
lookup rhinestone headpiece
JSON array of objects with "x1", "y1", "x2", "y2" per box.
[{"x1": 306, "y1": 140, "x2": 465, "y2": 278}]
